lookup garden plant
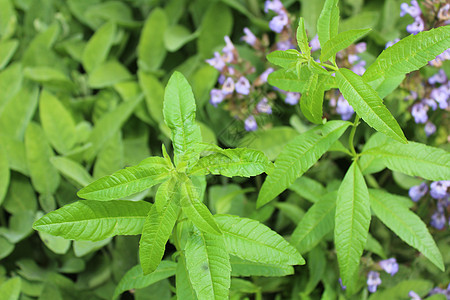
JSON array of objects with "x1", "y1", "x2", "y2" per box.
[{"x1": 0, "y1": 0, "x2": 449, "y2": 299}]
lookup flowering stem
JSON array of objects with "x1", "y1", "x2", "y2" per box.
[{"x1": 349, "y1": 114, "x2": 360, "y2": 158}]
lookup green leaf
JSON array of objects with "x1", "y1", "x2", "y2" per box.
[
  {"x1": 230, "y1": 256, "x2": 294, "y2": 277},
  {"x1": 179, "y1": 176, "x2": 221, "y2": 235},
  {"x1": 38, "y1": 230, "x2": 71, "y2": 255},
  {"x1": 368, "y1": 279, "x2": 433, "y2": 300},
  {"x1": 369, "y1": 189, "x2": 444, "y2": 271},
  {"x1": 25, "y1": 123, "x2": 60, "y2": 196},
  {"x1": 113, "y1": 261, "x2": 177, "y2": 300},
  {"x1": 317, "y1": 0, "x2": 340, "y2": 48},
  {"x1": 84, "y1": 94, "x2": 143, "y2": 161},
  {"x1": 0, "y1": 39, "x2": 18, "y2": 70},
  {"x1": 185, "y1": 231, "x2": 231, "y2": 300},
  {"x1": 297, "y1": 18, "x2": 310, "y2": 56},
  {"x1": 73, "y1": 238, "x2": 111, "y2": 257},
  {"x1": 189, "y1": 148, "x2": 271, "y2": 177},
  {"x1": 266, "y1": 50, "x2": 300, "y2": 69},
  {"x1": 39, "y1": 90, "x2": 77, "y2": 154},
  {"x1": 50, "y1": 157, "x2": 93, "y2": 188},
  {"x1": 288, "y1": 176, "x2": 326, "y2": 203},
  {"x1": 197, "y1": 2, "x2": 232, "y2": 59},
  {"x1": 33, "y1": 200, "x2": 151, "y2": 241},
  {"x1": 267, "y1": 67, "x2": 311, "y2": 93},
  {"x1": 339, "y1": 11, "x2": 379, "y2": 32},
  {"x1": 88, "y1": 60, "x2": 132, "y2": 88},
  {"x1": 363, "y1": 26, "x2": 450, "y2": 91},
  {"x1": 0, "y1": 277, "x2": 21, "y2": 300},
  {"x1": 0, "y1": 133, "x2": 28, "y2": 175},
  {"x1": 257, "y1": 120, "x2": 351, "y2": 208},
  {"x1": 0, "y1": 63, "x2": 22, "y2": 115},
  {"x1": 291, "y1": 192, "x2": 336, "y2": 253},
  {"x1": 334, "y1": 162, "x2": 371, "y2": 292},
  {"x1": 78, "y1": 157, "x2": 172, "y2": 200},
  {"x1": 320, "y1": 28, "x2": 371, "y2": 62},
  {"x1": 336, "y1": 68, "x2": 407, "y2": 143},
  {"x1": 24, "y1": 66, "x2": 74, "y2": 90},
  {"x1": 300, "y1": 0, "x2": 325, "y2": 37},
  {"x1": 0, "y1": 145, "x2": 9, "y2": 206},
  {"x1": 0, "y1": 236, "x2": 14, "y2": 260},
  {"x1": 215, "y1": 214, "x2": 304, "y2": 265},
  {"x1": 362, "y1": 141, "x2": 450, "y2": 181},
  {"x1": 164, "y1": 25, "x2": 199, "y2": 52},
  {"x1": 140, "y1": 178, "x2": 180, "y2": 275},
  {"x1": 139, "y1": 71, "x2": 165, "y2": 124},
  {"x1": 300, "y1": 73, "x2": 328, "y2": 124},
  {"x1": 163, "y1": 71, "x2": 201, "y2": 165},
  {"x1": 0, "y1": 0, "x2": 16, "y2": 40},
  {"x1": 2, "y1": 174, "x2": 37, "y2": 214},
  {"x1": 365, "y1": 233, "x2": 387, "y2": 259},
  {"x1": 359, "y1": 132, "x2": 389, "y2": 175},
  {"x1": 176, "y1": 256, "x2": 198, "y2": 300},
  {"x1": 138, "y1": 8, "x2": 168, "y2": 72},
  {"x1": 82, "y1": 21, "x2": 116, "y2": 73},
  {"x1": 93, "y1": 132, "x2": 124, "y2": 179}
]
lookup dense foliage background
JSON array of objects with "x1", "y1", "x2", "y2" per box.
[{"x1": 0, "y1": 0, "x2": 449, "y2": 299}]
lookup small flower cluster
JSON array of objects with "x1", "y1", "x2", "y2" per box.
[
  {"x1": 409, "y1": 181, "x2": 450, "y2": 230},
  {"x1": 409, "y1": 283, "x2": 450, "y2": 300},
  {"x1": 366, "y1": 258, "x2": 399, "y2": 293}
]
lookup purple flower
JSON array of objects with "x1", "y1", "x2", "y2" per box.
[
  {"x1": 339, "y1": 278, "x2": 346, "y2": 290},
  {"x1": 310, "y1": 34, "x2": 320, "y2": 52},
  {"x1": 351, "y1": 60, "x2": 366, "y2": 76},
  {"x1": 422, "y1": 98, "x2": 437, "y2": 111},
  {"x1": 438, "y1": 3, "x2": 450, "y2": 20},
  {"x1": 428, "y1": 70, "x2": 447, "y2": 85},
  {"x1": 367, "y1": 271, "x2": 382, "y2": 293},
  {"x1": 285, "y1": 92, "x2": 300, "y2": 105},
  {"x1": 222, "y1": 77, "x2": 235, "y2": 95},
  {"x1": 264, "y1": 0, "x2": 284, "y2": 14},
  {"x1": 385, "y1": 38, "x2": 400, "y2": 49},
  {"x1": 222, "y1": 36, "x2": 235, "y2": 63},
  {"x1": 235, "y1": 76, "x2": 251, "y2": 95},
  {"x1": 406, "y1": 17, "x2": 425, "y2": 34},
  {"x1": 256, "y1": 97, "x2": 272, "y2": 114},
  {"x1": 276, "y1": 40, "x2": 295, "y2": 51},
  {"x1": 210, "y1": 89, "x2": 224, "y2": 107},
  {"x1": 336, "y1": 95, "x2": 355, "y2": 120},
  {"x1": 348, "y1": 54, "x2": 359, "y2": 65},
  {"x1": 424, "y1": 122, "x2": 436, "y2": 136},
  {"x1": 259, "y1": 68, "x2": 274, "y2": 84},
  {"x1": 430, "y1": 86, "x2": 449, "y2": 109},
  {"x1": 269, "y1": 12, "x2": 288, "y2": 33},
  {"x1": 355, "y1": 42, "x2": 367, "y2": 53},
  {"x1": 431, "y1": 211, "x2": 446, "y2": 230},
  {"x1": 242, "y1": 27, "x2": 257, "y2": 46},
  {"x1": 379, "y1": 258, "x2": 399, "y2": 276},
  {"x1": 411, "y1": 103, "x2": 428, "y2": 124},
  {"x1": 244, "y1": 115, "x2": 258, "y2": 131},
  {"x1": 400, "y1": 0, "x2": 421, "y2": 18},
  {"x1": 218, "y1": 74, "x2": 225, "y2": 85},
  {"x1": 408, "y1": 291, "x2": 422, "y2": 300},
  {"x1": 206, "y1": 52, "x2": 226, "y2": 71},
  {"x1": 409, "y1": 183, "x2": 428, "y2": 202},
  {"x1": 430, "y1": 181, "x2": 450, "y2": 199}
]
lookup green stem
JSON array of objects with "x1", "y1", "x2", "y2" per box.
[
  {"x1": 320, "y1": 63, "x2": 339, "y2": 71},
  {"x1": 349, "y1": 114, "x2": 360, "y2": 158},
  {"x1": 173, "y1": 210, "x2": 183, "y2": 252}
]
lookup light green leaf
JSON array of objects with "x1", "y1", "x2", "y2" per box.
[
  {"x1": 33, "y1": 200, "x2": 151, "y2": 241},
  {"x1": 84, "y1": 1, "x2": 141, "y2": 28},
  {"x1": 140, "y1": 178, "x2": 180, "y2": 275},
  {"x1": 0, "y1": 63, "x2": 22, "y2": 115},
  {"x1": 230, "y1": 256, "x2": 294, "y2": 277},
  {"x1": 0, "y1": 133, "x2": 28, "y2": 175},
  {"x1": 113, "y1": 261, "x2": 177, "y2": 300},
  {"x1": 84, "y1": 94, "x2": 143, "y2": 161},
  {"x1": 300, "y1": 73, "x2": 328, "y2": 124},
  {"x1": 320, "y1": 28, "x2": 371, "y2": 62},
  {"x1": 368, "y1": 279, "x2": 433, "y2": 300},
  {"x1": 163, "y1": 71, "x2": 201, "y2": 165},
  {"x1": 362, "y1": 141, "x2": 450, "y2": 181},
  {"x1": 88, "y1": 60, "x2": 132, "y2": 88},
  {"x1": 257, "y1": 120, "x2": 351, "y2": 208},
  {"x1": 334, "y1": 162, "x2": 371, "y2": 292},
  {"x1": 0, "y1": 145, "x2": 9, "y2": 205},
  {"x1": 180, "y1": 176, "x2": 221, "y2": 235},
  {"x1": 297, "y1": 18, "x2": 310, "y2": 56},
  {"x1": 197, "y1": 2, "x2": 232, "y2": 59},
  {"x1": 267, "y1": 67, "x2": 310, "y2": 93},
  {"x1": 288, "y1": 176, "x2": 326, "y2": 203},
  {"x1": 25, "y1": 123, "x2": 60, "y2": 196},
  {"x1": 336, "y1": 68, "x2": 407, "y2": 143},
  {"x1": 138, "y1": 71, "x2": 164, "y2": 124},
  {"x1": 138, "y1": 8, "x2": 168, "y2": 72},
  {"x1": 164, "y1": 25, "x2": 199, "y2": 52},
  {"x1": 51, "y1": 157, "x2": 93, "y2": 188},
  {"x1": 38, "y1": 231, "x2": 71, "y2": 255},
  {"x1": 0, "y1": 236, "x2": 14, "y2": 260},
  {"x1": 0, "y1": 39, "x2": 18, "y2": 70},
  {"x1": 0, "y1": 277, "x2": 21, "y2": 300},
  {"x1": 0, "y1": 210, "x2": 35, "y2": 243},
  {"x1": 78, "y1": 156, "x2": 172, "y2": 200},
  {"x1": 93, "y1": 132, "x2": 124, "y2": 179},
  {"x1": 189, "y1": 148, "x2": 271, "y2": 178},
  {"x1": 266, "y1": 50, "x2": 300, "y2": 69},
  {"x1": 82, "y1": 21, "x2": 116, "y2": 73},
  {"x1": 359, "y1": 132, "x2": 389, "y2": 175},
  {"x1": 304, "y1": 247, "x2": 326, "y2": 294},
  {"x1": 291, "y1": 192, "x2": 336, "y2": 253},
  {"x1": 300, "y1": 0, "x2": 325, "y2": 37},
  {"x1": 73, "y1": 238, "x2": 111, "y2": 257},
  {"x1": 317, "y1": 0, "x2": 340, "y2": 48},
  {"x1": 365, "y1": 233, "x2": 386, "y2": 259},
  {"x1": 215, "y1": 214, "x2": 304, "y2": 265},
  {"x1": 339, "y1": 11, "x2": 379, "y2": 32},
  {"x1": 39, "y1": 90, "x2": 77, "y2": 154},
  {"x1": 185, "y1": 231, "x2": 231, "y2": 300},
  {"x1": 176, "y1": 256, "x2": 198, "y2": 300},
  {"x1": 24, "y1": 66, "x2": 74, "y2": 90},
  {"x1": 369, "y1": 189, "x2": 444, "y2": 271},
  {"x1": 0, "y1": 0, "x2": 16, "y2": 40},
  {"x1": 2, "y1": 174, "x2": 37, "y2": 214},
  {"x1": 363, "y1": 26, "x2": 450, "y2": 91}
]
